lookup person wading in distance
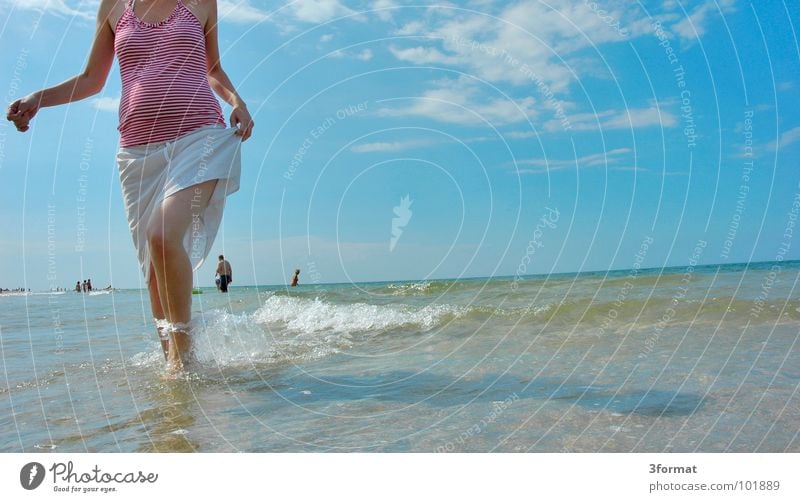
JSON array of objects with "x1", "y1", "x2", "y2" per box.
[{"x1": 216, "y1": 255, "x2": 233, "y2": 293}]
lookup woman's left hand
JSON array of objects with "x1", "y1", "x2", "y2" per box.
[{"x1": 230, "y1": 104, "x2": 254, "y2": 141}]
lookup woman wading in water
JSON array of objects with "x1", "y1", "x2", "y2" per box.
[{"x1": 7, "y1": 0, "x2": 254, "y2": 372}]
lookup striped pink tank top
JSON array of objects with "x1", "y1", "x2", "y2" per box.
[{"x1": 114, "y1": 0, "x2": 225, "y2": 147}]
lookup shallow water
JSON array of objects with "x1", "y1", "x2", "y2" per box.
[{"x1": 1, "y1": 262, "x2": 799, "y2": 452}]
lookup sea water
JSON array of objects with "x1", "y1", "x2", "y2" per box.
[{"x1": 1, "y1": 262, "x2": 798, "y2": 452}]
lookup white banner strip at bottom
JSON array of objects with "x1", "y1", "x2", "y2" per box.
[{"x1": 1, "y1": 453, "x2": 798, "y2": 501}]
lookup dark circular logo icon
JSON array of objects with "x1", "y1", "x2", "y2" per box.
[{"x1": 20, "y1": 462, "x2": 45, "y2": 490}]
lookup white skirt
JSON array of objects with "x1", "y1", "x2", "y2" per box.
[{"x1": 116, "y1": 125, "x2": 242, "y2": 283}]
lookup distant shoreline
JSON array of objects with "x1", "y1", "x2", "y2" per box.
[{"x1": 9, "y1": 258, "x2": 796, "y2": 293}]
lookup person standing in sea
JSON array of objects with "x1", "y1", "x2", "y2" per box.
[
  {"x1": 215, "y1": 255, "x2": 233, "y2": 292},
  {"x1": 7, "y1": 0, "x2": 254, "y2": 372}
]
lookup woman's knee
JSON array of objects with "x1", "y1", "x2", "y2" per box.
[{"x1": 146, "y1": 223, "x2": 181, "y2": 255}]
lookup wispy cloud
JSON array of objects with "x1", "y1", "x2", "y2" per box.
[
  {"x1": 544, "y1": 104, "x2": 677, "y2": 132},
  {"x1": 774, "y1": 126, "x2": 800, "y2": 149},
  {"x1": 504, "y1": 131, "x2": 537, "y2": 139},
  {"x1": 387, "y1": 0, "x2": 653, "y2": 91},
  {"x1": 671, "y1": 0, "x2": 736, "y2": 42},
  {"x1": 0, "y1": 0, "x2": 95, "y2": 20},
  {"x1": 218, "y1": 0, "x2": 271, "y2": 24},
  {"x1": 290, "y1": 0, "x2": 356, "y2": 23},
  {"x1": 351, "y1": 138, "x2": 435, "y2": 153},
  {"x1": 379, "y1": 1, "x2": 681, "y2": 133},
  {"x1": 515, "y1": 147, "x2": 638, "y2": 174},
  {"x1": 737, "y1": 126, "x2": 800, "y2": 158},
  {"x1": 371, "y1": 0, "x2": 397, "y2": 22},
  {"x1": 377, "y1": 77, "x2": 537, "y2": 126},
  {"x1": 355, "y1": 48, "x2": 374, "y2": 61},
  {"x1": 0, "y1": 0, "x2": 273, "y2": 24},
  {"x1": 91, "y1": 96, "x2": 118, "y2": 112},
  {"x1": 604, "y1": 106, "x2": 677, "y2": 129},
  {"x1": 220, "y1": 0, "x2": 359, "y2": 25},
  {"x1": 729, "y1": 124, "x2": 800, "y2": 160},
  {"x1": 330, "y1": 48, "x2": 374, "y2": 60}
]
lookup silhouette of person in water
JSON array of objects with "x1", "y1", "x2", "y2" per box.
[
  {"x1": 291, "y1": 269, "x2": 300, "y2": 287},
  {"x1": 216, "y1": 255, "x2": 233, "y2": 292},
  {"x1": 75, "y1": 281, "x2": 81, "y2": 293}
]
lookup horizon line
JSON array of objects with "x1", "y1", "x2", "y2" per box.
[{"x1": 28, "y1": 258, "x2": 795, "y2": 292}]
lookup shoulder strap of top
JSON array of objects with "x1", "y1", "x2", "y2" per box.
[{"x1": 125, "y1": 0, "x2": 134, "y2": 10}]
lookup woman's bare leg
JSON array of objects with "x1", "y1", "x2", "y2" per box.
[
  {"x1": 147, "y1": 179, "x2": 218, "y2": 370},
  {"x1": 146, "y1": 263, "x2": 169, "y2": 360}
]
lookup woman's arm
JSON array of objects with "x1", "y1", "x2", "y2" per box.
[
  {"x1": 5, "y1": 0, "x2": 116, "y2": 132},
  {"x1": 204, "y1": 0, "x2": 254, "y2": 141}
]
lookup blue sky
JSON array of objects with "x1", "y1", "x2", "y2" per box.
[{"x1": 1, "y1": 0, "x2": 798, "y2": 290}]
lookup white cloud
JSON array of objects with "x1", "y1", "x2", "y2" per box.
[
  {"x1": 505, "y1": 131, "x2": 537, "y2": 139},
  {"x1": 466, "y1": 0, "x2": 498, "y2": 9},
  {"x1": 389, "y1": 46, "x2": 458, "y2": 65},
  {"x1": 351, "y1": 139, "x2": 435, "y2": 153},
  {"x1": 356, "y1": 48, "x2": 373, "y2": 61},
  {"x1": 671, "y1": 0, "x2": 736, "y2": 41},
  {"x1": 605, "y1": 106, "x2": 677, "y2": 129},
  {"x1": 218, "y1": 1, "x2": 271, "y2": 24},
  {"x1": 220, "y1": 0, "x2": 360, "y2": 25},
  {"x1": 388, "y1": 0, "x2": 653, "y2": 91},
  {"x1": 319, "y1": 33, "x2": 335, "y2": 43},
  {"x1": 733, "y1": 125, "x2": 800, "y2": 158},
  {"x1": 0, "y1": 0, "x2": 274, "y2": 25},
  {"x1": 290, "y1": 0, "x2": 355, "y2": 23},
  {"x1": 394, "y1": 19, "x2": 428, "y2": 36},
  {"x1": 776, "y1": 127, "x2": 800, "y2": 149},
  {"x1": 91, "y1": 96, "x2": 119, "y2": 112},
  {"x1": 516, "y1": 147, "x2": 636, "y2": 173},
  {"x1": 377, "y1": 77, "x2": 537, "y2": 126},
  {"x1": 0, "y1": 0, "x2": 94, "y2": 20},
  {"x1": 545, "y1": 105, "x2": 677, "y2": 132},
  {"x1": 315, "y1": 1, "x2": 682, "y2": 135},
  {"x1": 372, "y1": 0, "x2": 397, "y2": 22},
  {"x1": 327, "y1": 48, "x2": 372, "y2": 60}
]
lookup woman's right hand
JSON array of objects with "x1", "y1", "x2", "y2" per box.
[{"x1": 6, "y1": 93, "x2": 40, "y2": 132}]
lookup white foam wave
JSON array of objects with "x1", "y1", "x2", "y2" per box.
[
  {"x1": 129, "y1": 295, "x2": 464, "y2": 369},
  {"x1": 386, "y1": 281, "x2": 433, "y2": 295},
  {"x1": 252, "y1": 294, "x2": 462, "y2": 334}
]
